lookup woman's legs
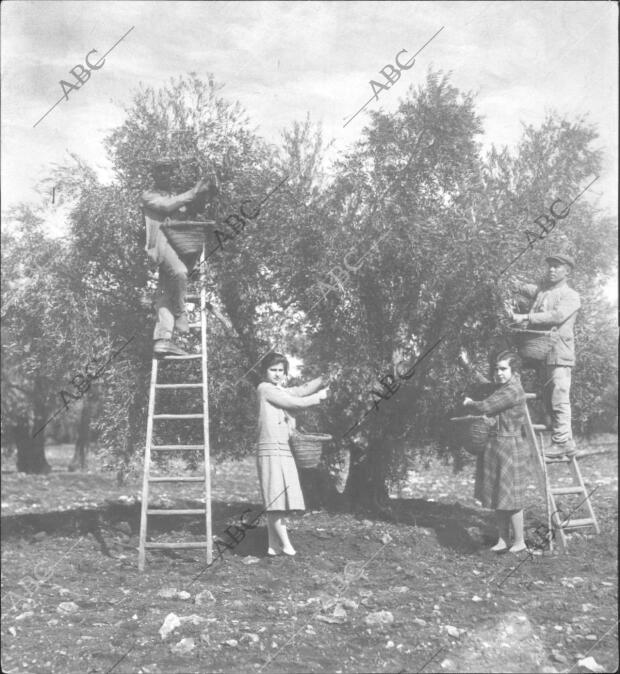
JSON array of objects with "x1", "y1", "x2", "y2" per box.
[
  {"x1": 492, "y1": 510, "x2": 510, "y2": 551},
  {"x1": 266, "y1": 512, "x2": 296, "y2": 555},
  {"x1": 508, "y1": 509, "x2": 526, "y2": 552}
]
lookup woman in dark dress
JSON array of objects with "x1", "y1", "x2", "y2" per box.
[{"x1": 463, "y1": 350, "x2": 530, "y2": 553}]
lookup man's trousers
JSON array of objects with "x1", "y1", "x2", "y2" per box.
[{"x1": 542, "y1": 365, "x2": 573, "y2": 445}]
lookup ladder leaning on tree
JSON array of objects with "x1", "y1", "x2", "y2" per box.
[
  {"x1": 138, "y1": 220, "x2": 215, "y2": 571},
  {"x1": 522, "y1": 392, "x2": 600, "y2": 553}
]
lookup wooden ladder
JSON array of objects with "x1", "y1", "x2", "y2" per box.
[
  {"x1": 138, "y1": 223, "x2": 213, "y2": 571},
  {"x1": 522, "y1": 392, "x2": 600, "y2": 552}
]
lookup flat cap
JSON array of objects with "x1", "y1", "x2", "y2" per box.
[
  {"x1": 151, "y1": 156, "x2": 178, "y2": 168},
  {"x1": 545, "y1": 253, "x2": 575, "y2": 269}
]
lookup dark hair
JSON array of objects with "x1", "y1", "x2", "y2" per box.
[
  {"x1": 494, "y1": 350, "x2": 521, "y2": 374},
  {"x1": 261, "y1": 352, "x2": 289, "y2": 378}
]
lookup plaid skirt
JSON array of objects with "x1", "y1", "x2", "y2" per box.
[
  {"x1": 474, "y1": 432, "x2": 531, "y2": 510},
  {"x1": 256, "y1": 444, "x2": 305, "y2": 512}
]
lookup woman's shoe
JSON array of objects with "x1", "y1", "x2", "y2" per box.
[
  {"x1": 491, "y1": 539, "x2": 508, "y2": 553},
  {"x1": 267, "y1": 545, "x2": 282, "y2": 557},
  {"x1": 281, "y1": 547, "x2": 296, "y2": 556},
  {"x1": 509, "y1": 542, "x2": 527, "y2": 553}
]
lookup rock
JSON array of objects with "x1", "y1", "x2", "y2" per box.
[
  {"x1": 57, "y1": 602, "x2": 79, "y2": 615},
  {"x1": 316, "y1": 614, "x2": 344, "y2": 624},
  {"x1": 412, "y1": 618, "x2": 427, "y2": 627},
  {"x1": 33, "y1": 531, "x2": 47, "y2": 541},
  {"x1": 391, "y1": 586, "x2": 409, "y2": 593},
  {"x1": 551, "y1": 651, "x2": 568, "y2": 664},
  {"x1": 157, "y1": 588, "x2": 179, "y2": 599},
  {"x1": 472, "y1": 595, "x2": 483, "y2": 602},
  {"x1": 240, "y1": 633, "x2": 259, "y2": 644},
  {"x1": 159, "y1": 613, "x2": 181, "y2": 640},
  {"x1": 446, "y1": 625, "x2": 464, "y2": 638},
  {"x1": 577, "y1": 656, "x2": 606, "y2": 672},
  {"x1": 242, "y1": 556, "x2": 260, "y2": 565},
  {"x1": 200, "y1": 630, "x2": 210, "y2": 644},
  {"x1": 177, "y1": 591, "x2": 191, "y2": 601},
  {"x1": 440, "y1": 658, "x2": 456, "y2": 669},
  {"x1": 179, "y1": 615, "x2": 209, "y2": 626},
  {"x1": 364, "y1": 611, "x2": 394, "y2": 626},
  {"x1": 15, "y1": 612, "x2": 34, "y2": 621},
  {"x1": 380, "y1": 533, "x2": 393, "y2": 544},
  {"x1": 195, "y1": 590, "x2": 216, "y2": 605},
  {"x1": 170, "y1": 637, "x2": 194, "y2": 655},
  {"x1": 223, "y1": 639, "x2": 238, "y2": 647},
  {"x1": 333, "y1": 605, "x2": 347, "y2": 619},
  {"x1": 342, "y1": 599, "x2": 359, "y2": 610}
]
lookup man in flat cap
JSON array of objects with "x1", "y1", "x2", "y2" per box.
[
  {"x1": 511, "y1": 253, "x2": 581, "y2": 457},
  {"x1": 142, "y1": 157, "x2": 213, "y2": 356}
]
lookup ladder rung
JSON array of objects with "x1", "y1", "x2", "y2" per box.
[
  {"x1": 188, "y1": 323, "x2": 201, "y2": 329},
  {"x1": 145, "y1": 542, "x2": 208, "y2": 549},
  {"x1": 524, "y1": 392, "x2": 539, "y2": 400},
  {"x1": 551, "y1": 486, "x2": 586, "y2": 495},
  {"x1": 149, "y1": 476, "x2": 204, "y2": 483},
  {"x1": 155, "y1": 383, "x2": 202, "y2": 389},
  {"x1": 151, "y1": 444, "x2": 204, "y2": 451},
  {"x1": 162, "y1": 354, "x2": 202, "y2": 361},
  {"x1": 545, "y1": 456, "x2": 571, "y2": 463},
  {"x1": 147, "y1": 509, "x2": 204, "y2": 516},
  {"x1": 153, "y1": 414, "x2": 204, "y2": 419},
  {"x1": 185, "y1": 295, "x2": 201, "y2": 302},
  {"x1": 532, "y1": 424, "x2": 549, "y2": 431},
  {"x1": 560, "y1": 517, "x2": 596, "y2": 529}
]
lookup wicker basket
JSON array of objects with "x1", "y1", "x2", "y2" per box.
[
  {"x1": 160, "y1": 220, "x2": 214, "y2": 257},
  {"x1": 289, "y1": 429, "x2": 333, "y2": 469},
  {"x1": 449, "y1": 415, "x2": 494, "y2": 456},
  {"x1": 509, "y1": 323, "x2": 558, "y2": 361}
]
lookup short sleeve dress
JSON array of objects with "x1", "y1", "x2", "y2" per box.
[
  {"x1": 255, "y1": 379, "x2": 323, "y2": 512},
  {"x1": 468, "y1": 375, "x2": 532, "y2": 510}
]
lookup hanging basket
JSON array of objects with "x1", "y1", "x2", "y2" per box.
[
  {"x1": 160, "y1": 220, "x2": 215, "y2": 258},
  {"x1": 449, "y1": 415, "x2": 494, "y2": 456},
  {"x1": 509, "y1": 323, "x2": 558, "y2": 361},
  {"x1": 289, "y1": 429, "x2": 333, "y2": 469}
]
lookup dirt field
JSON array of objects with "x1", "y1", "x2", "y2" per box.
[{"x1": 1, "y1": 439, "x2": 617, "y2": 673}]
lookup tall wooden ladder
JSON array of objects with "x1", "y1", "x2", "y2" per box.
[
  {"x1": 138, "y1": 221, "x2": 214, "y2": 571},
  {"x1": 522, "y1": 392, "x2": 600, "y2": 552}
]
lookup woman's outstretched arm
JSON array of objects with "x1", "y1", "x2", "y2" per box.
[
  {"x1": 286, "y1": 377, "x2": 323, "y2": 397},
  {"x1": 466, "y1": 381, "x2": 524, "y2": 416},
  {"x1": 258, "y1": 382, "x2": 326, "y2": 411}
]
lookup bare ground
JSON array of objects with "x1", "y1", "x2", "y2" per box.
[{"x1": 1, "y1": 438, "x2": 617, "y2": 674}]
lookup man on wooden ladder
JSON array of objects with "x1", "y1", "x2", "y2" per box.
[
  {"x1": 142, "y1": 157, "x2": 215, "y2": 357},
  {"x1": 511, "y1": 252, "x2": 581, "y2": 458}
]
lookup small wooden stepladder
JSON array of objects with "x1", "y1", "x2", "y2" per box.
[
  {"x1": 138, "y1": 221, "x2": 215, "y2": 571},
  {"x1": 521, "y1": 392, "x2": 600, "y2": 552}
]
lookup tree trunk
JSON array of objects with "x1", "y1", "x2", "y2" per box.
[
  {"x1": 15, "y1": 410, "x2": 51, "y2": 474},
  {"x1": 344, "y1": 434, "x2": 390, "y2": 513},
  {"x1": 68, "y1": 401, "x2": 90, "y2": 472}
]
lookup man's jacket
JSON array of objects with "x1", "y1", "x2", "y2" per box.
[{"x1": 517, "y1": 280, "x2": 581, "y2": 366}]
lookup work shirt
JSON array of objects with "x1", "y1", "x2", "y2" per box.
[
  {"x1": 256, "y1": 378, "x2": 324, "y2": 451},
  {"x1": 141, "y1": 187, "x2": 198, "y2": 264},
  {"x1": 517, "y1": 280, "x2": 581, "y2": 366}
]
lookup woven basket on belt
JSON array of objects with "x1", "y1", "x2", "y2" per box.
[
  {"x1": 449, "y1": 415, "x2": 494, "y2": 456},
  {"x1": 160, "y1": 219, "x2": 215, "y2": 257},
  {"x1": 508, "y1": 323, "x2": 558, "y2": 361},
  {"x1": 289, "y1": 428, "x2": 333, "y2": 469}
]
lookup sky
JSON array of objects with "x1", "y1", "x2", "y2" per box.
[{"x1": 2, "y1": 1, "x2": 618, "y2": 240}]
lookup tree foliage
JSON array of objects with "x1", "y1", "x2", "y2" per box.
[{"x1": 2, "y1": 72, "x2": 616, "y2": 500}]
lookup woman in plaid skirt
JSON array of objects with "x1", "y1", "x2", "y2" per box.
[{"x1": 463, "y1": 350, "x2": 529, "y2": 553}]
